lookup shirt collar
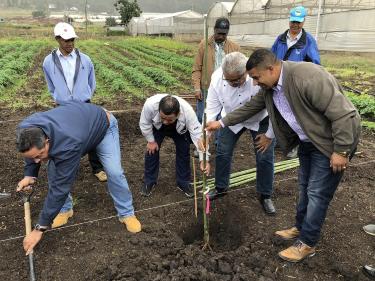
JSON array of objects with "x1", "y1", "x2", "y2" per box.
[
  {"x1": 215, "y1": 42, "x2": 224, "y2": 49},
  {"x1": 287, "y1": 29, "x2": 303, "y2": 41},
  {"x1": 57, "y1": 48, "x2": 76, "y2": 58},
  {"x1": 273, "y1": 63, "x2": 284, "y2": 92}
]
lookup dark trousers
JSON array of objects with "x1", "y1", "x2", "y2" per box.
[
  {"x1": 88, "y1": 150, "x2": 104, "y2": 174},
  {"x1": 144, "y1": 126, "x2": 191, "y2": 187},
  {"x1": 85, "y1": 100, "x2": 104, "y2": 174},
  {"x1": 296, "y1": 142, "x2": 344, "y2": 247},
  {"x1": 215, "y1": 117, "x2": 275, "y2": 196}
]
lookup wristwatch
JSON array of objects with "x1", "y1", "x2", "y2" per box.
[
  {"x1": 34, "y1": 224, "x2": 48, "y2": 232},
  {"x1": 336, "y1": 151, "x2": 349, "y2": 157}
]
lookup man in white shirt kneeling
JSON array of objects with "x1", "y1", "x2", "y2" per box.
[{"x1": 139, "y1": 94, "x2": 210, "y2": 197}]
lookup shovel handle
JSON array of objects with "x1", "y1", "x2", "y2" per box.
[{"x1": 24, "y1": 201, "x2": 32, "y2": 235}]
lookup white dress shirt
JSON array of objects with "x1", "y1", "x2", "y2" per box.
[
  {"x1": 207, "y1": 67, "x2": 274, "y2": 138},
  {"x1": 56, "y1": 48, "x2": 77, "y2": 94},
  {"x1": 139, "y1": 94, "x2": 209, "y2": 160}
]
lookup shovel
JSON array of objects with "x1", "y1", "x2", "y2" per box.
[{"x1": 18, "y1": 190, "x2": 36, "y2": 281}]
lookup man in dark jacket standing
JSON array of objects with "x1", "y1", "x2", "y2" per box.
[
  {"x1": 16, "y1": 101, "x2": 141, "y2": 255},
  {"x1": 206, "y1": 49, "x2": 361, "y2": 262}
]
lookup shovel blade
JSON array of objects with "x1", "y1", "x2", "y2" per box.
[{"x1": 28, "y1": 253, "x2": 36, "y2": 281}]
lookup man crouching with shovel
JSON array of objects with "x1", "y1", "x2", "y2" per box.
[{"x1": 16, "y1": 101, "x2": 141, "y2": 255}]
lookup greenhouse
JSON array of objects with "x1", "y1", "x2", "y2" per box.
[
  {"x1": 207, "y1": 2, "x2": 235, "y2": 28},
  {"x1": 129, "y1": 10, "x2": 204, "y2": 37},
  {"x1": 224, "y1": 0, "x2": 375, "y2": 51}
]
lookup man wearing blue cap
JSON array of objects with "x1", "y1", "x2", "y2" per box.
[
  {"x1": 271, "y1": 6, "x2": 320, "y2": 159},
  {"x1": 272, "y1": 6, "x2": 320, "y2": 65}
]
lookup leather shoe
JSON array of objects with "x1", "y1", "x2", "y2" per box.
[
  {"x1": 52, "y1": 209, "x2": 74, "y2": 228},
  {"x1": 259, "y1": 197, "x2": 276, "y2": 215},
  {"x1": 141, "y1": 183, "x2": 156, "y2": 197},
  {"x1": 363, "y1": 265, "x2": 375, "y2": 279},
  {"x1": 94, "y1": 171, "x2": 107, "y2": 182},
  {"x1": 119, "y1": 215, "x2": 142, "y2": 233},
  {"x1": 177, "y1": 183, "x2": 194, "y2": 198},
  {"x1": 278, "y1": 240, "x2": 316, "y2": 263},
  {"x1": 207, "y1": 188, "x2": 228, "y2": 201},
  {"x1": 275, "y1": 226, "x2": 300, "y2": 240}
]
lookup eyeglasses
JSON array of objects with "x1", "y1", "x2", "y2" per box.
[{"x1": 222, "y1": 73, "x2": 246, "y2": 87}]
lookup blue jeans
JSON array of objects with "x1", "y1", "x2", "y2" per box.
[
  {"x1": 296, "y1": 142, "x2": 344, "y2": 247},
  {"x1": 58, "y1": 113, "x2": 135, "y2": 219},
  {"x1": 196, "y1": 99, "x2": 204, "y2": 124},
  {"x1": 144, "y1": 126, "x2": 191, "y2": 188},
  {"x1": 215, "y1": 122, "x2": 275, "y2": 196}
]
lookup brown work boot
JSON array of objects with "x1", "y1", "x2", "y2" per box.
[
  {"x1": 119, "y1": 216, "x2": 141, "y2": 233},
  {"x1": 278, "y1": 241, "x2": 316, "y2": 263},
  {"x1": 94, "y1": 171, "x2": 107, "y2": 182},
  {"x1": 51, "y1": 209, "x2": 74, "y2": 228},
  {"x1": 275, "y1": 226, "x2": 300, "y2": 240}
]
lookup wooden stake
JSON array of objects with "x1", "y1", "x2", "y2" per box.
[{"x1": 192, "y1": 156, "x2": 198, "y2": 218}]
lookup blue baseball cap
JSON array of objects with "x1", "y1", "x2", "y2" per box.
[{"x1": 289, "y1": 6, "x2": 306, "y2": 22}]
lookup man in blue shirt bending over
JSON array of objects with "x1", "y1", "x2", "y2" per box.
[
  {"x1": 43, "y1": 23, "x2": 107, "y2": 180},
  {"x1": 16, "y1": 101, "x2": 141, "y2": 255}
]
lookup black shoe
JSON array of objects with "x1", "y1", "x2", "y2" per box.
[
  {"x1": 0, "y1": 192, "x2": 11, "y2": 201},
  {"x1": 207, "y1": 188, "x2": 228, "y2": 201},
  {"x1": 259, "y1": 197, "x2": 276, "y2": 215},
  {"x1": 363, "y1": 265, "x2": 375, "y2": 279},
  {"x1": 141, "y1": 183, "x2": 156, "y2": 197},
  {"x1": 177, "y1": 183, "x2": 194, "y2": 198}
]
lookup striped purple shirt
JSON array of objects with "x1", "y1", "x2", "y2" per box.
[{"x1": 272, "y1": 66, "x2": 310, "y2": 141}]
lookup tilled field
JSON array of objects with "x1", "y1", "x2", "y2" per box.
[{"x1": 0, "y1": 109, "x2": 374, "y2": 281}]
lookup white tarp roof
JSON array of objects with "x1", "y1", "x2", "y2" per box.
[
  {"x1": 231, "y1": 0, "x2": 269, "y2": 15},
  {"x1": 129, "y1": 10, "x2": 204, "y2": 35},
  {"x1": 208, "y1": 2, "x2": 235, "y2": 18}
]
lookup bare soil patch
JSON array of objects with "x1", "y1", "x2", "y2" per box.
[{"x1": 0, "y1": 108, "x2": 374, "y2": 281}]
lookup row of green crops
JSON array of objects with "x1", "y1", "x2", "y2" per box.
[
  {"x1": 0, "y1": 37, "x2": 374, "y2": 124},
  {"x1": 114, "y1": 41, "x2": 192, "y2": 76},
  {"x1": 345, "y1": 92, "x2": 375, "y2": 121},
  {"x1": 104, "y1": 47, "x2": 180, "y2": 87},
  {"x1": 79, "y1": 39, "x2": 191, "y2": 100},
  {"x1": 0, "y1": 41, "x2": 45, "y2": 90}
]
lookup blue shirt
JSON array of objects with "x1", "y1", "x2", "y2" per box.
[{"x1": 18, "y1": 101, "x2": 108, "y2": 226}]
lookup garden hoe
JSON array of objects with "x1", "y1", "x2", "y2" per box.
[{"x1": 19, "y1": 190, "x2": 37, "y2": 281}]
